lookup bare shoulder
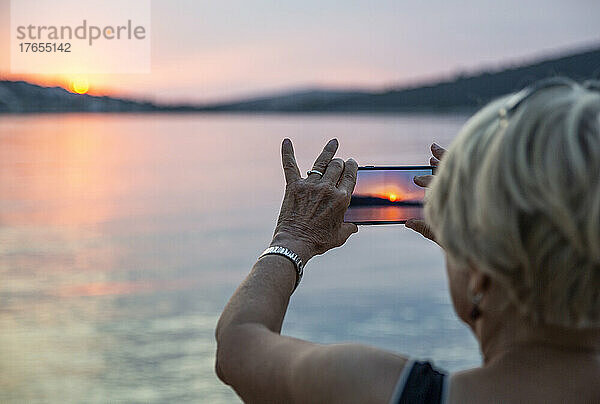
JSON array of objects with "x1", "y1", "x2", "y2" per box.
[
  {"x1": 448, "y1": 357, "x2": 600, "y2": 404},
  {"x1": 289, "y1": 342, "x2": 409, "y2": 404}
]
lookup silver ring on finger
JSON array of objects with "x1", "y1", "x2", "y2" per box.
[{"x1": 307, "y1": 169, "x2": 324, "y2": 177}]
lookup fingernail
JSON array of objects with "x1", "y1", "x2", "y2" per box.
[{"x1": 332, "y1": 138, "x2": 338, "y2": 145}]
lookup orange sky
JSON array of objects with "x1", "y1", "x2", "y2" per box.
[{"x1": 1, "y1": 0, "x2": 599, "y2": 103}]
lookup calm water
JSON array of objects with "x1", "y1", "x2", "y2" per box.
[
  {"x1": 0, "y1": 113, "x2": 480, "y2": 403},
  {"x1": 345, "y1": 205, "x2": 424, "y2": 223}
]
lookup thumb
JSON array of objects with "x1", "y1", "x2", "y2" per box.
[
  {"x1": 338, "y1": 223, "x2": 359, "y2": 244},
  {"x1": 405, "y1": 219, "x2": 436, "y2": 242}
]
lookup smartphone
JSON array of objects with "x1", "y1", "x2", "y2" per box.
[{"x1": 344, "y1": 166, "x2": 434, "y2": 225}]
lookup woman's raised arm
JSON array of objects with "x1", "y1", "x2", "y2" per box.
[{"x1": 215, "y1": 139, "x2": 407, "y2": 403}]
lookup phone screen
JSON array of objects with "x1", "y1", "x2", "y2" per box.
[{"x1": 344, "y1": 166, "x2": 433, "y2": 225}]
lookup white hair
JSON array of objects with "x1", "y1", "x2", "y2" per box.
[{"x1": 426, "y1": 78, "x2": 600, "y2": 328}]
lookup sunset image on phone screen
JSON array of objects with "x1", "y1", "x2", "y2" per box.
[{"x1": 344, "y1": 168, "x2": 432, "y2": 224}]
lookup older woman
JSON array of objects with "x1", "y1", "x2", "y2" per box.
[{"x1": 215, "y1": 78, "x2": 600, "y2": 403}]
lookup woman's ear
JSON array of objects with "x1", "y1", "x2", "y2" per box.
[{"x1": 465, "y1": 261, "x2": 491, "y2": 322}]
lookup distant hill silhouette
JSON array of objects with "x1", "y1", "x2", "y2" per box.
[
  {"x1": 349, "y1": 195, "x2": 423, "y2": 207},
  {"x1": 1, "y1": 45, "x2": 599, "y2": 113},
  {"x1": 0, "y1": 80, "x2": 160, "y2": 113},
  {"x1": 205, "y1": 45, "x2": 600, "y2": 113}
]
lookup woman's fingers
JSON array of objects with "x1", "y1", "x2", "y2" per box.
[
  {"x1": 281, "y1": 138, "x2": 301, "y2": 184},
  {"x1": 431, "y1": 143, "x2": 445, "y2": 160},
  {"x1": 407, "y1": 143, "x2": 444, "y2": 244},
  {"x1": 337, "y1": 158, "x2": 358, "y2": 196},
  {"x1": 414, "y1": 174, "x2": 434, "y2": 188},
  {"x1": 416, "y1": 143, "x2": 445, "y2": 185},
  {"x1": 405, "y1": 219, "x2": 436, "y2": 242},
  {"x1": 308, "y1": 139, "x2": 339, "y2": 180},
  {"x1": 322, "y1": 158, "x2": 345, "y2": 183}
]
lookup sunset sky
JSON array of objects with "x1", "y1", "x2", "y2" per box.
[{"x1": 1, "y1": 0, "x2": 599, "y2": 103}]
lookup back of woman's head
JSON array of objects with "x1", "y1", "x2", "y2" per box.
[{"x1": 426, "y1": 78, "x2": 600, "y2": 328}]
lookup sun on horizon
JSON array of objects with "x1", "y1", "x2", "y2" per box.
[{"x1": 69, "y1": 78, "x2": 90, "y2": 95}]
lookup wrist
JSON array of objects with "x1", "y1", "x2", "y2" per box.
[{"x1": 269, "y1": 233, "x2": 315, "y2": 264}]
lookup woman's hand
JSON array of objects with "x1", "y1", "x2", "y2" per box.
[
  {"x1": 405, "y1": 143, "x2": 446, "y2": 243},
  {"x1": 270, "y1": 138, "x2": 359, "y2": 263}
]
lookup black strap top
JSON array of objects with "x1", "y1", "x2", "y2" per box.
[{"x1": 390, "y1": 360, "x2": 448, "y2": 404}]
